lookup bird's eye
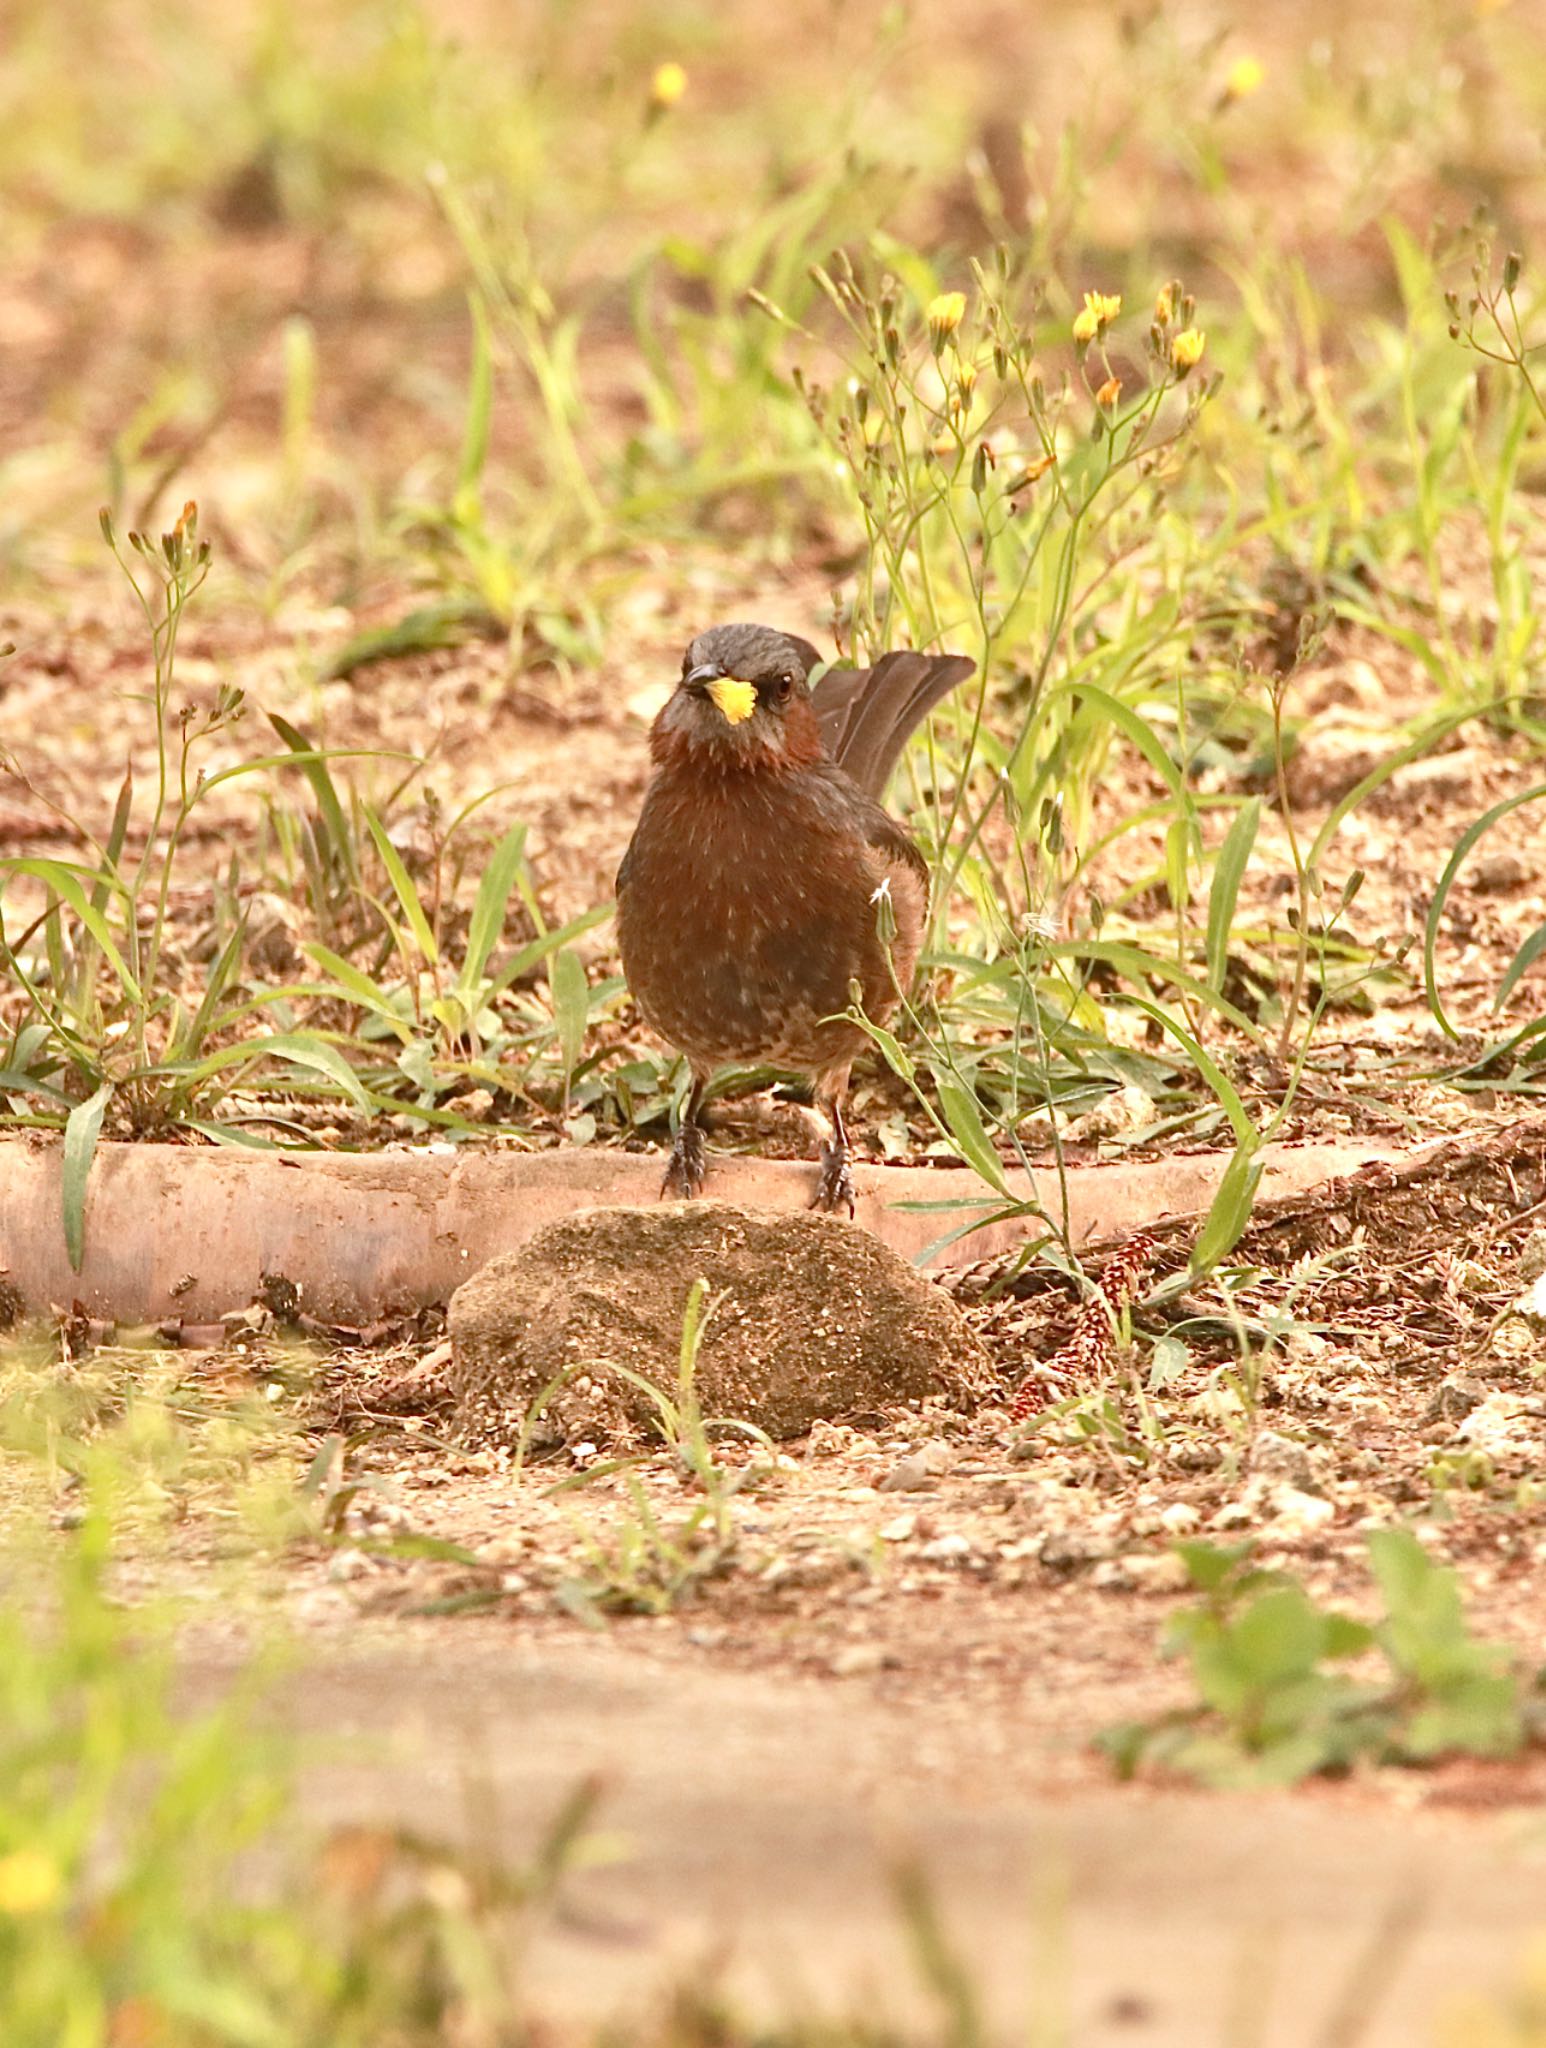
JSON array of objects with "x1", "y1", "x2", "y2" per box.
[{"x1": 774, "y1": 672, "x2": 796, "y2": 702}]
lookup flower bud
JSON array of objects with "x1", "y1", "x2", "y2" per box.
[
  {"x1": 1170, "y1": 328, "x2": 1207, "y2": 374},
  {"x1": 649, "y1": 61, "x2": 688, "y2": 111},
  {"x1": 927, "y1": 291, "x2": 967, "y2": 350}
]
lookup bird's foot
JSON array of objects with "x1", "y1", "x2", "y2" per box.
[
  {"x1": 810, "y1": 1141, "x2": 856, "y2": 1218},
  {"x1": 661, "y1": 1120, "x2": 708, "y2": 1201}
]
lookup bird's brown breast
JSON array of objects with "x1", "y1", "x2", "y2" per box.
[{"x1": 617, "y1": 762, "x2": 926, "y2": 1076}]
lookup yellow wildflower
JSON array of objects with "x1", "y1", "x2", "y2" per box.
[
  {"x1": 0, "y1": 1848, "x2": 62, "y2": 1915},
  {"x1": 927, "y1": 291, "x2": 967, "y2": 348},
  {"x1": 1170, "y1": 328, "x2": 1207, "y2": 373},
  {"x1": 1224, "y1": 55, "x2": 1264, "y2": 100},
  {"x1": 1072, "y1": 290, "x2": 1121, "y2": 345},
  {"x1": 649, "y1": 61, "x2": 688, "y2": 110},
  {"x1": 1095, "y1": 375, "x2": 1122, "y2": 410},
  {"x1": 1154, "y1": 284, "x2": 1174, "y2": 325}
]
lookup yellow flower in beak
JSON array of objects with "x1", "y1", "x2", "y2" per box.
[{"x1": 706, "y1": 676, "x2": 758, "y2": 725}]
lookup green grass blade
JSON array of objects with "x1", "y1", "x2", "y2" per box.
[
  {"x1": 186, "y1": 1031, "x2": 373, "y2": 1110},
  {"x1": 302, "y1": 942, "x2": 415, "y2": 1036},
  {"x1": 1305, "y1": 707, "x2": 1479, "y2": 874},
  {"x1": 319, "y1": 603, "x2": 503, "y2": 683},
  {"x1": 62, "y1": 1079, "x2": 113, "y2": 1270},
  {"x1": 481, "y1": 904, "x2": 613, "y2": 1003},
  {"x1": 1495, "y1": 922, "x2": 1546, "y2": 1013},
  {"x1": 460, "y1": 821, "x2": 529, "y2": 996},
  {"x1": 456, "y1": 288, "x2": 494, "y2": 521},
  {"x1": 0, "y1": 859, "x2": 142, "y2": 1004},
  {"x1": 1061, "y1": 682, "x2": 1188, "y2": 803},
  {"x1": 1206, "y1": 797, "x2": 1261, "y2": 993},
  {"x1": 1424, "y1": 782, "x2": 1546, "y2": 1038},
  {"x1": 175, "y1": 912, "x2": 248, "y2": 1062},
  {"x1": 89, "y1": 767, "x2": 134, "y2": 915},
  {"x1": 1043, "y1": 939, "x2": 1263, "y2": 1043},
  {"x1": 362, "y1": 806, "x2": 439, "y2": 966},
  {"x1": 1119, "y1": 993, "x2": 1256, "y2": 1148},
  {"x1": 268, "y1": 714, "x2": 358, "y2": 884}
]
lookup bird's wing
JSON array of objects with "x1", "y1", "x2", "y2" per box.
[
  {"x1": 810, "y1": 651, "x2": 977, "y2": 799},
  {"x1": 807, "y1": 766, "x2": 931, "y2": 891}
]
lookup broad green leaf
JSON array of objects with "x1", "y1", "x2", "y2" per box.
[
  {"x1": 936, "y1": 1076, "x2": 1011, "y2": 1196},
  {"x1": 1191, "y1": 1140, "x2": 1264, "y2": 1275},
  {"x1": 550, "y1": 947, "x2": 589, "y2": 1080}
]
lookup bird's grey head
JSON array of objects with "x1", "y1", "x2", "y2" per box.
[{"x1": 653, "y1": 622, "x2": 825, "y2": 765}]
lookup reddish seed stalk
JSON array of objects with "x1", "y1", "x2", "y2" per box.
[{"x1": 1009, "y1": 1229, "x2": 1158, "y2": 1421}]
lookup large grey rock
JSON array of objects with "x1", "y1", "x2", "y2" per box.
[{"x1": 449, "y1": 1202, "x2": 992, "y2": 1447}]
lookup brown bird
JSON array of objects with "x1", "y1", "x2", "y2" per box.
[{"x1": 616, "y1": 623, "x2": 975, "y2": 1212}]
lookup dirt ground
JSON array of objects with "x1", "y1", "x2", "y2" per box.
[{"x1": 149, "y1": 1120, "x2": 1546, "y2": 2040}]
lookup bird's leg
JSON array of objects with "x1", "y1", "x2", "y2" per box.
[
  {"x1": 810, "y1": 1069, "x2": 856, "y2": 1218},
  {"x1": 662, "y1": 1074, "x2": 711, "y2": 1200}
]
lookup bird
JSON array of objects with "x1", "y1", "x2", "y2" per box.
[{"x1": 616, "y1": 622, "x2": 976, "y2": 1213}]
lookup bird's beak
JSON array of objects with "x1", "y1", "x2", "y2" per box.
[{"x1": 684, "y1": 662, "x2": 722, "y2": 690}]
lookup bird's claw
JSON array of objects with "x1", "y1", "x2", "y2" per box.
[
  {"x1": 810, "y1": 1142, "x2": 856, "y2": 1218},
  {"x1": 661, "y1": 1121, "x2": 708, "y2": 1201}
]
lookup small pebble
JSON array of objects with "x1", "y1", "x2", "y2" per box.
[
  {"x1": 1159, "y1": 1501, "x2": 1201, "y2": 1534},
  {"x1": 878, "y1": 1439, "x2": 954, "y2": 1493},
  {"x1": 830, "y1": 1643, "x2": 895, "y2": 1677}
]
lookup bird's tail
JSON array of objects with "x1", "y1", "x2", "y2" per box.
[{"x1": 810, "y1": 650, "x2": 978, "y2": 800}]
